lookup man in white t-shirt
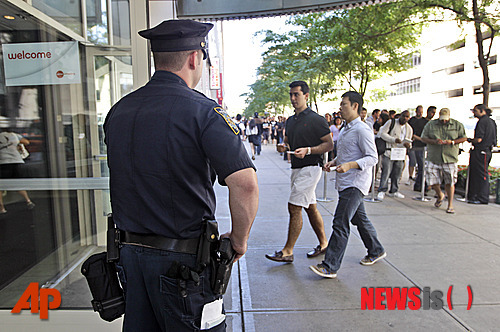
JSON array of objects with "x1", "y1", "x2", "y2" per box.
[{"x1": 376, "y1": 111, "x2": 413, "y2": 200}]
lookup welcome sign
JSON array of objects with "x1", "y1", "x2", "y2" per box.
[{"x1": 2, "y1": 41, "x2": 81, "y2": 86}]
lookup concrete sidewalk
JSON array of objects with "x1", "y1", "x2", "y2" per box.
[{"x1": 217, "y1": 143, "x2": 500, "y2": 332}]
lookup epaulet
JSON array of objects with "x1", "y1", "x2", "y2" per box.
[{"x1": 213, "y1": 106, "x2": 240, "y2": 135}]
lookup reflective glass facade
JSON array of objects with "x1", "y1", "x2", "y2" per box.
[{"x1": 0, "y1": 0, "x2": 132, "y2": 309}]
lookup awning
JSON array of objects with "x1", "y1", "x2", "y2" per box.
[{"x1": 176, "y1": 0, "x2": 388, "y2": 20}]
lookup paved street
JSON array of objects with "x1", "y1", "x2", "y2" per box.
[{"x1": 216, "y1": 143, "x2": 500, "y2": 332}]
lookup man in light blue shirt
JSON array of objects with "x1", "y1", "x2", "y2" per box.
[{"x1": 310, "y1": 91, "x2": 386, "y2": 278}]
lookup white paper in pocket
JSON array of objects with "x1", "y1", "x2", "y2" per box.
[{"x1": 200, "y1": 298, "x2": 225, "y2": 330}]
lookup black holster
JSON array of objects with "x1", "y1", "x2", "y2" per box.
[
  {"x1": 81, "y1": 214, "x2": 125, "y2": 322},
  {"x1": 211, "y1": 237, "x2": 236, "y2": 296},
  {"x1": 196, "y1": 220, "x2": 219, "y2": 269}
]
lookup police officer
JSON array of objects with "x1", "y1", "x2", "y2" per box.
[
  {"x1": 104, "y1": 20, "x2": 259, "y2": 331},
  {"x1": 467, "y1": 104, "x2": 497, "y2": 204}
]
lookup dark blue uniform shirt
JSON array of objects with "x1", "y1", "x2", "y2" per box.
[{"x1": 104, "y1": 71, "x2": 255, "y2": 239}]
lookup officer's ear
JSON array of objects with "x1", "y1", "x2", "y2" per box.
[{"x1": 188, "y1": 50, "x2": 202, "y2": 70}]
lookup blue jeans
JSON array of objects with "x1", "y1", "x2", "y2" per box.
[
  {"x1": 323, "y1": 187, "x2": 385, "y2": 272},
  {"x1": 117, "y1": 244, "x2": 225, "y2": 332},
  {"x1": 378, "y1": 155, "x2": 404, "y2": 193}
]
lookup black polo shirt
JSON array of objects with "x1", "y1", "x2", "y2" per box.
[
  {"x1": 104, "y1": 71, "x2": 255, "y2": 239},
  {"x1": 408, "y1": 116, "x2": 429, "y2": 148},
  {"x1": 473, "y1": 115, "x2": 497, "y2": 151},
  {"x1": 285, "y1": 108, "x2": 331, "y2": 169}
]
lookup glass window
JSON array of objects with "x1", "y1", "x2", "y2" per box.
[
  {"x1": 87, "y1": 0, "x2": 109, "y2": 45},
  {"x1": 32, "y1": 0, "x2": 83, "y2": 35},
  {"x1": 111, "y1": 0, "x2": 131, "y2": 46}
]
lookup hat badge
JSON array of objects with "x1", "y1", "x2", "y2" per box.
[{"x1": 200, "y1": 41, "x2": 206, "y2": 48}]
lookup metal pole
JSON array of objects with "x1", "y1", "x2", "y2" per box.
[
  {"x1": 365, "y1": 164, "x2": 381, "y2": 203},
  {"x1": 413, "y1": 146, "x2": 431, "y2": 202},
  {"x1": 456, "y1": 148, "x2": 471, "y2": 202},
  {"x1": 317, "y1": 152, "x2": 333, "y2": 202}
]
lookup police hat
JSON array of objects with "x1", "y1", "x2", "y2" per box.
[{"x1": 139, "y1": 20, "x2": 213, "y2": 58}]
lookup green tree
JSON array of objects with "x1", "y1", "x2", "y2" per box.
[
  {"x1": 244, "y1": 2, "x2": 424, "y2": 113},
  {"x1": 410, "y1": 0, "x2": 499, "y2": 105}
]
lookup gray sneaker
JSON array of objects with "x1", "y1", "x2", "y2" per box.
[
  {"x1": 360, "y1": 252, "x2": 387, "y2": 266},
  {"x1": 309, "y1": 264, "x2": 337, "y2": 278}
]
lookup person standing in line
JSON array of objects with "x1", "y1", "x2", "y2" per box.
[
  {"x1": 376, "y1": 110, "x2": 413, "y2": 200},
  {"x1": 421, "y1": 108, "x2": 467, "y2": 214},
  {"x1": 366, "y1": 109, "x2": 380, "y2": 128},
  {"x1": 407, "y1": 105, "x2": 423, "y2": 182},
  {"x1": 410, "y1": 106, "x2": 436, "y2": 192},
  {"x1": 104, "y1": 20, "x2": 259, "y2": 331},
  {"x1": 310, "y1": 91, "x2": 385, "y2": 279},
  {"x1": 265, "y1": 81, "x2": 333, "y2": 263},
  {"x1": 467, "y1": 104, "x2": 497, "y2": 204}
]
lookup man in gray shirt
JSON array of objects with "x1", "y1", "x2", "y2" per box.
[{"x1": 310, "y1": 91, "x2": 386, "y2": 278}]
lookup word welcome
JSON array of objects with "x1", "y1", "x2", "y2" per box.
[{"x1": 7, "y1": 51, "x2": 52, "y2": 60}]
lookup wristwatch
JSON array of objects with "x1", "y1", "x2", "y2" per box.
[{"x1": 306, "y1": 147, "x2": 312, "y2": 155}]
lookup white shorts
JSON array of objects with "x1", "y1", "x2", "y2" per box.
[{"x1": 289, "y1": 166, "x2": 322, "y2": 208}]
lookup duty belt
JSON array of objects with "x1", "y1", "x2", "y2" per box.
[{"x1": 122, "y1": 231, "x2": 199, "y2": 255}]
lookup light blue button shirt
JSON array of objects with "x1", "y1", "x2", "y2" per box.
[{"x1": 335, "y1": 117, "x2": 378, "y2": 195}]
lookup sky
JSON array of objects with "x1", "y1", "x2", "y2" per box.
[{"x1": 221, "y1": 16, "x2": 290, "y2": 115}]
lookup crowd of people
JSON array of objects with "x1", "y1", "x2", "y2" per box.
[{"x1": 241, "y1": 102, "x2": 497, "y2": 214}]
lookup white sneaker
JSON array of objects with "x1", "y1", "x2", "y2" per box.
[
  {"x1": 393, "y1": 192, "x2": 405, "y2": 198},
  {"x1": 377, "y1": 192, "x2": 385, "y2": 200}
]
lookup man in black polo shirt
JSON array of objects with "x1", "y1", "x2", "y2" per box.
[
  {"x1": 410, "y1": 106, "x2": 436, "y2": 191},
  {"x1": 266, "y1": 81, "x2": 334, "y2": 263},
  {"x1": 467, "y1": 104, "x2": 497, "y2": 204}
]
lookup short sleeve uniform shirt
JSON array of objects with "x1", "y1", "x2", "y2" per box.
[{"x1": 104, "y1": 71, "x2": 255, "y2": 239}]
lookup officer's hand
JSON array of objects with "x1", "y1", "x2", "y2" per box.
[
  {"x1": 323, "y1": 160, "x2": 337, "y2": 172},
  {"x1": 221, "y1": 232, "x2": 246, "y2": 262},
  {"x1": 395, "y1": 138, "x2": 402, "y2": 144},
  {"x1": 403, "y1": 142, "x2": 411, "y2": 149}
]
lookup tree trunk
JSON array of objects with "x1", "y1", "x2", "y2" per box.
[{"x1": 473, "y1": 0, "x2": 490, "y2": 106}]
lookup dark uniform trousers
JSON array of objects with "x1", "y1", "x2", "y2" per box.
[
  {"x1": 467, "y1": 148, "x2": 492, "y2": 204},
  {"x1": 116, "y1": 244, "x2": 226, "y2": 332}
]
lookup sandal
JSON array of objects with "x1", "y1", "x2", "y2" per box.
[
  {"x1": 434, "y1": 196, "x2": 444, "y2": 208},
  {"x1": 446, "y1": 208, "x2": 455, "y2": 214}
]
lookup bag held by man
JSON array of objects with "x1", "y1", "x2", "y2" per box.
[{"x1": 375, "y1": 119, "x2": 396, "y2": 155}]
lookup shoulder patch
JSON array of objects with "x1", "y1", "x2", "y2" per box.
[{"x1": 214, "y1": 107, "x2": 239, "y2": 135}]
